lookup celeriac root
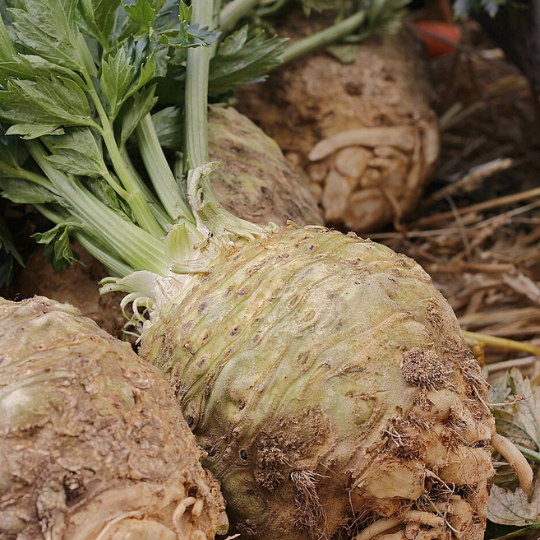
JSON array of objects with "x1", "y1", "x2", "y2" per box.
[
  {"x1": 236, "y1": 18, "x2": 439, "y2": 232},
  {"x1": 0, "y1": 297, "x2": 227, "y2": 540}
]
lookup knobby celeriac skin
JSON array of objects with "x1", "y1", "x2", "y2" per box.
[
  {"x1": 0, "y1": 297, "x2": 227, "y2": 540},
  {"x1": 141, "y1": 226, "x2": 495, "y2": 540},
  {"x1": 208, "y1": 106, "x2": 324, "y2": 228}
]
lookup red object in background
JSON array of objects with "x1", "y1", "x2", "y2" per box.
[{"x1": 413, "y1": 21, "x2": 462, "y2": 58}]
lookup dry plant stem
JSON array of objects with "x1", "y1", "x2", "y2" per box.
[
  {"x1": 464, "y1": 330, "x2": 540, "y2": 357},
  {"x1": 413, "y1": 186, "x2": 540, "y2": 228},
  {"x1": 423, "y1": 158, "x2": 514, "y2": 207},
  {"x1": 371, "y1": 200, "x2": 540, "y2": 240},
  {"x1": 424, "y1": 262, "x2": 515, "y2": 274},
  {"x1": 491, "y1": 433, "x2": 534, "y2": 491},
  {"x1": 486, "y1": 356, "x2": 536, "y2": 374}
]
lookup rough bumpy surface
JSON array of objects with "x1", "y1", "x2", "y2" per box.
[
  {"x1": 236, "y1": 21, "x2": 439, "y2": 232},
  {"x1": 0, "y1": 297, "x2": 227, "y2": 540},
  {"x1": 208, "y1": 106, "x2": 323, "y2": 227},
  {"x1": 141, "y1": 226, "x2": 495, "y2": 540}
]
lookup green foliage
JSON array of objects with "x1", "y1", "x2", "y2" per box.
[
  {"x1": 1, "y1": 178, "x2": 57, "y2": 203},
  {"x1": 123, "y1": 0, "x2": 156, "y2": 33},
  {"x1": 9, "y1": 0, "x2": 83, "y2": 70},
  {"x1": 79, "y1": 0, "x2": 122, "y2": 46},
  {"x1": 100, "y1": 48, "x2": 136, "y2": 118},
  {"x1": 32, "y1": 222, "x2": 80, "y2": 270},
  {"x1": 44, "y1": 128, "x2": 108, "y2": 178},
  {"x1": 118, "y1": 85, "x2": 158, "y2": 147},
  {"x1": 209, "y1": 26, "x2": 286, "y2": 92},
  {"x1": 0, "y1": 77, "x2": 93, "y2": 129},
  {"x1": 151, "y1": 106, "x2": 182, "y2": 149},
  {"x1": 85, "y1": 177, "x2": 134, "y2": 222}
]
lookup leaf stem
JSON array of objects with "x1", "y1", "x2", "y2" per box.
[
  {"x1": 219, "y1": 0, "x2": 260, "y2": 35},
  {"x1": 280, "y1": 10, "x2": 367, "y2": 65},
  {"x1": 0, "y1": 160, "x2": 53, "y2": 189},
  {"x1": 136, "y1": 114, "x2": 195, "y2": 224},
  {"x1": 26, "y1": 140, "x2": 167, "y2": 276},
  {"x1": 120, "y1": 146, "x2": 173, "y2": 228},
  {"x1": 78, "y1": 58, "x2": 164, "y2": 238},
  {"x1": 184, "y1": 1, "x2": 214, "y2": 170}
]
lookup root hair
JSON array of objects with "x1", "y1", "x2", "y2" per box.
[{"x1": 291, "y1": 469, "x2": 328, "y2": 540}]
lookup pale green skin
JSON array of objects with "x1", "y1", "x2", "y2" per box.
[
  {"x1": 0, "y1": 297, "x2": 226, "y2": 540},
  {"x1": 141, "y1": 226, "x2": 493, "y2": 540}
]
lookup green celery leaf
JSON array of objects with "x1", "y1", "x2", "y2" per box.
[
  {"x1": 0, "y1": 77, "x2": 94, "y2": 128},
  {"x1": 122, "y1": 36, "x2": 168, "y2": 88},
  {"x1": 44, "y1": 127, "x2": 108, "y2": 178},
  {"x1": 0, "y1": 13, "x2": 16, "y2": 62},
  {"x1": 123, "y1": 0, "x2": 156, "y2": 34},
  {"x1": 218, "y1": 24, "x2": 248, "y2": 56},
  {"x1": 79, "y1": 0, "x2": 122, "y2": 46},
  {"x1": 0, "y1": 54, "x2": 83, "y2": 84},
  {"x1": 131, "y1": 49, "x2": 157, "y2": 91},
  {"x1": 488, "y1": 478, "x2": 540, "y2": 527},
  {"x1": 0, "y1": 213, "x2": 23, "y2": 287},
  {"x1": 0, "y1": 177, "x2": 57, "y2": 204},
  {"x1": 209, "y1": 29, "x2": 286, "y2": 93},
  {"x1": 161, "y1": 22, "x2": 220, "y2": 49},
  {"x1": 100, "y1": 47, "x2": 135, "y2": 118},
  {"x1": 178, "y1": 1, "x2": 191, "y2": 23},
  {"x1": 151, "y1": 106, "x2": 182, "y2": 149},
  {"x1": 118, "y1": 84, "x2": 158, "y2": 148},
  {"x1": 86, "y1": 177, "x2": 134, "y2": 222},
  {"x1": 366, "y1": 0, "x2": 408, "y2": 35},
  {"x1": 9, "y1": 0, "x2": 83, "y2": 70},
  {"x1": 7, "y1": 124, "x2": 65, "y2": 139},
  {"x1": 32, "y1": 222, "x2": 80, "y2": 270}
]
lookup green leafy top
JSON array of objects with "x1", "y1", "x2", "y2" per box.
[{"x1": 0, "y1": 0, "x2": 406, "y2": 280}]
